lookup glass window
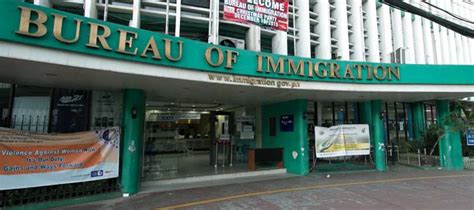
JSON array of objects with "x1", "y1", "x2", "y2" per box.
[
  {"x1": 386, "y1": 102, "x2": 397, "y2": 145},
  {"x1": 321, "y1": 102, "x2": 333, "y2": 127},
  {"x1": 11, "y1": 85, "x2": 51, "y2": 133},
  {"x1": 0, "y1": 83, "x2": 12, "y2": 128},
  {"x1": 50, "y1": 89, "x2": 91, "y2": 133},
  {"x1": 334, "y1": 102, "x2": 345, "y2": 125},
  {"x1": 347, "y1": 103, "x2": 357, "y2": 124},
  {"x1": 396, "y1": 102, "x2": 407, "y2": 142},
  {"x1": 90, "y1": 91, "x2": 123, "y2": 130}
]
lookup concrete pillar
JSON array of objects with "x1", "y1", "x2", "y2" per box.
[
  {"x1": 452, "y1": 0, "x2": 464, "y2": 64},
  {"x1": 262, "y1": 100, "x2": 309, "y2": 175},
  {"x1": 422, "y1": 18, "x2": 434, "y2": 64},
  {"x1": 460, "y1": 2, "x2": 471, "y2": 64},
  {"x1": 359, "y1": 102, "x2": 374, "y2": 146},
  {"x1": 471, "y1": 1, "x2": 474, "y2": 64},
  {"x1": 208, "y1": 0, "x2": 220, "y2": 44},
  {"x1": 34, "y1": 0, "x2": 51, "y2": 7},
  {"x1": 391, "y1": 9, "x2": 404, "y2": 53},
  {"x1": 314, "y1": 0, "x2": 331, "y2": 59},
  {"x1": 412, "y1": 102, "x2": 425, "y2": 140},
  {"x1": 462, "y1": 37, "x2": 471, "y2": 64},
  {"x1": 295, "y1": 0, "x2": 311, "y2": 57},
  {"x1": 246, "y1": 25, "x2": 261, "y2": 52},
  {"x1": 448, "y1": 29, "x2": 458, "y2": 64},
  {"x1": 437, "y1": 0, "x2": 450, "y2": 64},
  {"x1": 432, "y1": 23, "x2": 443, "y2": 64},
  {"x1": 378, "y1": 4, "x2": 393, "y2": 63},
  {"x1": 364, "y1": 0, "x2": 380, "y2": 62},
  {"x1": 348, "y1": 0, "x2": 365, "y2": 61},
  {"x1": 371, "y1": 100, "x2": 386, "y2": 171},
  {"x1": 129, "y1": 0, "x2": 141, "y2": 28},
  {"x1": 175, "y1": 0, "x2": 181, "y2": 37},
  {"x1": 444, "y1": 0, "x2": 458, "y2": 64},
  {"x1": 121, "y1": 89, "x2": 145, "y2": 196},
  {"x1": 402, "y1": 12, "x2": 415, "y2": 64},
  {"x1": 412, "y1": 15, "x2": 425, "y2": 64},
  {"x1": 334, "y1": 0, "x2": 350, "y2": 60},
  {"x1": 440, "y1": 26, "x2": 450, "y2": 64},
  {"x1": 84, "y1": 0, "x2": 97, "y2": 18},
  {"x1": 436, "y1": 100, "x2": 464, "y2": 171},
  {"x1": 255, "y1": 105, "x2": 262, "y2": 148},
  {"x1": 272, "y1": 31, "x2": 288, "y2": 55}
]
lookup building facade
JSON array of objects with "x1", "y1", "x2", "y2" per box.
[{"x1": 0, "y1": 0, "x2": 473, "y2": 208}]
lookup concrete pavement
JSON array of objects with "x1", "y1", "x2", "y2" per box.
[{"x1": 58, "y1": 166, "x2": 474, "y2": 210}]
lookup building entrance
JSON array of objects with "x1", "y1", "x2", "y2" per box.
[{"x1": 142, "y1": 102, "x2": 258, "y2": 180}]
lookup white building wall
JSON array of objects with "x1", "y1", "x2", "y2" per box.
[
  {"x1": 432, "y1": 23, "x2": 443, "y2": 64},
  {"x1": 272, "y1": 31, "x2": 288, "y2": 55},
  {"x1": 378, "y1": 4, "x2": 393, "y2": 63},
  {"x1": 391, "y1": 9, "x2": 404, "y2": 54},
  {"x1": 25, "y1": 0, "x2": 474, "y2": 65},
  {"x1": 460, "y1": 1, "x2": 471, "y2": 64},
  {"x1": 314, "y1": 0, "x2": 332, "y2": 59},
  {"x1": 348, "y1": 0, "x2": 365, "y2": 61},
  {"x1": 333, "y1": 0, "x2": 350, "y2": 60},
  {"x1": 402, "y1": 12, "x2": 415, "y2": 64},
  {"x1": 412, "y1": 0, "x2": 425, "y2": 64},
  {"x1": 452, "y1": 0, "x2": 464, "y2": 64},
  {"x1": 364, "y1": 0, "x2": 380, "y2": 63},
  {"x1": 84, "y1": 0, "x2": 97, "y2": 18},
  {"x1": 422, "y1": 18, "x2": 434, "y2": 64},
  {"x1": 295, "y1": 0, "x2": 311, "y2": 58}
]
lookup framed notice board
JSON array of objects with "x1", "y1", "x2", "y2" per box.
[{"x1": 280, "y1": 115, "x2": 294, "y2": 132}]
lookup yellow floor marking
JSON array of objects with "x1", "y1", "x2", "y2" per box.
[{"x1": 157, "y1": 174, "x2": 472, "y2": 210}]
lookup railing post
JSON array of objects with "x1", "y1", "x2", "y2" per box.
[{"x1": 418, "y1": 149, "x2": 421, "y2": 166}]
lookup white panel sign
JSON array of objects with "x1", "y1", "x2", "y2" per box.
[{"x1": 315, "y1": 124, "x2": 370, "y2": 158}]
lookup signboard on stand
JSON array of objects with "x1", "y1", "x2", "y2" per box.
[
  {"x1": 467, "y1": 129, "x2": 474, "y2": 146},
  {"x1": 0, "y1": 127, "x2": 120, "y2": 190},
  {"x1": 315, "y1": 124, "x2": 370, "y2": 158},
  {"x1": 223, "y1": 0, "x2": 289, "y2": 31}
]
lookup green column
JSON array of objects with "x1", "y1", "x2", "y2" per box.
[
  {"x1": 261, "y1": 100, "x2": 309, "y2": 175},
  {"x1": 436, "y1": 100, "x2": 463, "y2": 171},
  {"x1": 359, "y1": 102, "x2": 374, "y2": 146},
  {"x1": 121, "y1": 89, "x2": 146, "y2": 195},
  {"x1": 412, "y1": 102, "x2": 426, "y2": 140},
  {"x1": 371, "y1": 100, "x2": 386, "y2": 171}
]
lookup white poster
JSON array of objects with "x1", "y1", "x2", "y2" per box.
[{"x1": 315, "y1": 124, "x2": 370, "y2": 158}]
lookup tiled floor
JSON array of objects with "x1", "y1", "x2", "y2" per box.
[
  {"x1": 144, "y1": 152, "x2": 256, "y2": 180},
  {"x1": 60, "y1": 166, "x2": 474, "y2": 210}
]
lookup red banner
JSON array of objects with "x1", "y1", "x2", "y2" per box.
[{"x1": 224, "y1": 0, "x2": 289, "y2": 31}]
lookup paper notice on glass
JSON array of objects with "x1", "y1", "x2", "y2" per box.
[
  {"x1": 236, "y1": 123, "x2": 242, "y2": 132},
  {"x1": 240, "y1": 131, "x2": 254, "y2": 140},
  {"x1": 243, "y1": 125, "x2": 253, "y2": 132}
]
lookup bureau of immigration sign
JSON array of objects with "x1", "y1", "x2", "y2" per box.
[
  {"x1": 224, "y1": 0, "x2": 289, "y2": 31},
  {"x1": 315, "y1": 125, "x2": 370, "y2": 158},
  {"x1": 0, "y1": 127, "x2": 120, "y2": 190}
]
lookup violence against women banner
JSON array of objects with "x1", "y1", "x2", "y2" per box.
[
  {"x1": 315, "y1": 124, "x2": 370, "y2": 158},
  {"x1": 224, "y1": 0, "x2": 289, "y2": 31},
  {"x1": 0, "y1": 127, "x2": 120, "y2": 190}
]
